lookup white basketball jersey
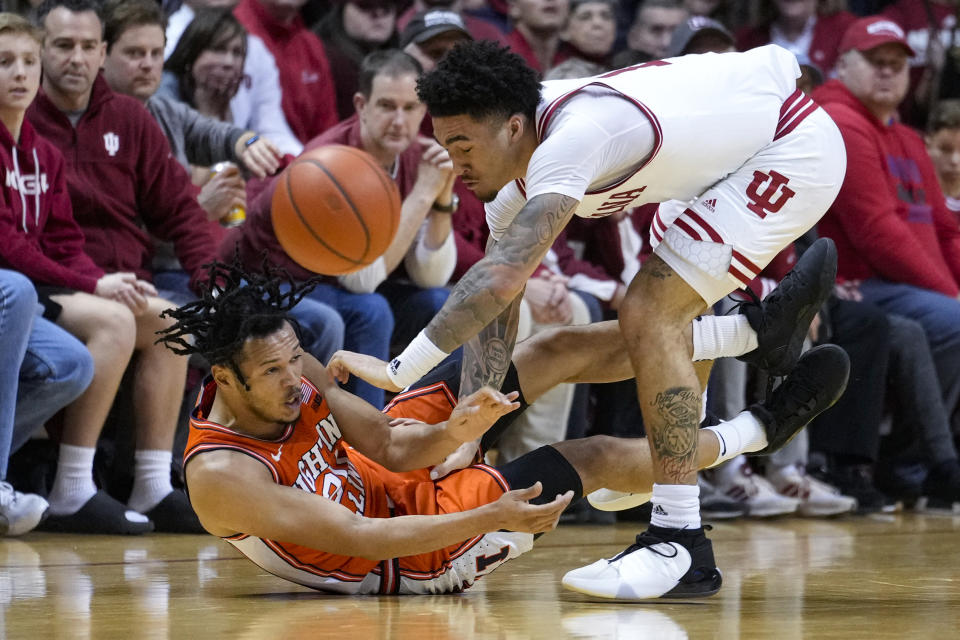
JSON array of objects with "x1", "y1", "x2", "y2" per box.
[{"x1": 485, "y1": 45, "x2": 801, "y2": 238}]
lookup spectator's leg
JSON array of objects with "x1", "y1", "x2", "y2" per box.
[
  {"x1": 152, "y1": 270, "x2": 195, "y2": 307},
  {"x1": 0, "y1": 271, "x2": 37, "y2": 478},
  {"x1": 859, "y1": 280, "x2": 960, "y2": 426},
  {"x1": 126, "y1": 297, "x2": 202, "y2": 532},
  {"x1": 806, "y1": 298, "x2": 890, "y2": 463},
  {"x1": 377, "y1": 281, "x2": 450, "y2": 352},
  {"x1": 12, "y1": 317, "x2": 94, "y2": 457},
  {"x1": 308, "y1": 283, "x2": 393, "y2": 408},
  {"x1": 47, "y1": 293, "x2": 136, "y2": 516}
]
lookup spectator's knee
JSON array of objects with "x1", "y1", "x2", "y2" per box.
[{"x1": 0, "y1": 271, "x2": 37, "y2": 310}]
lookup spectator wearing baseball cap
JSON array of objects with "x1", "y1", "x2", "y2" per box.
[
  {"x1": 736, "y1": 0, "x2": 855, "y2": 76},
  {"x1": 396, "y1": 0, "x2": 506, "y2": 45},
  {"x1": 401, "y1": 8, "x2": 472, "y2": 67},
  {"x1": 812, "y1": 16, "x2": 960, "y2": 507},
  {"x1": 666, "y1": 15, "x2": 733, "y2": 57}
]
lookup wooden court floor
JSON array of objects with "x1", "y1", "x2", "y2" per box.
[{"x1": 2, "y1": 512, "x2": 959, "y2": 639}]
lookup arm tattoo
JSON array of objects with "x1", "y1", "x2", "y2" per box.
[
  {"x1": 425, "y1": 193, "x2": 578, "y2": 353},
  {"x1": 459, "y1": 291, "x2": 523, "y2": 396},
  {"x1": 649, "y1": 386, "x2": 700, "y2": 482}
]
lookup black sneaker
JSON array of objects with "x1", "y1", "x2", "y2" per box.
[
  {"x1": 561, "y1": 525, "x2": 722, "y2": 600},
  {"x1": 748, "y1": 344, "x2": 850, "y2": 456},
  {"x1": 808, "y1": 463, "x2": 892, "y2": 514},
  {"x1": 920, "y1": 461, "x2": 960, "y2": 511},
  {"x1": 737, "y1": 238, "x2": 838, "y2": 376}
]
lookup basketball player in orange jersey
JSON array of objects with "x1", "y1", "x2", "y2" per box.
[{"x1": 157, "y1": 259, "x2": 848, "y2": 596}]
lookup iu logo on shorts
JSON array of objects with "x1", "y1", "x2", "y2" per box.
[
  {"x1": 745, "y1": 170, "x2": 795, "y2": 218},
  {"x1": 103, "y1": 132, "x2": 120, "y2": 157}
]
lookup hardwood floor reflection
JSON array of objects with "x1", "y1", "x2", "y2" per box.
[{"x1": 2, "y1": 513, "x2": 959, "y2": 639}]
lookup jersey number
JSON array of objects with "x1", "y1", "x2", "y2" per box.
[{"x1": 475, "y1": 545, "x2": 510, "y2": 573}]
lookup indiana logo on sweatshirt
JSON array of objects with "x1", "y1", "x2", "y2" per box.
[{"x1": 5, "y1": 168, "x2": 48, "y2": 195}]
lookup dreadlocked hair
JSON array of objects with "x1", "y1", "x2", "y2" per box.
[
  {"x1": 416, "y1": 40, "x2": 541, "y2": 122},
  {"x1": 156, "y1": 256, "x2": 319, "y2": 387}
]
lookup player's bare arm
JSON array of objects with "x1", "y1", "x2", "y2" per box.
[
  {"x1": 186, "y1": 450, "x2": 571, "y2": 559},
  {"x1": 304, "y1": 352, "x2": 519, "y2": 471}
]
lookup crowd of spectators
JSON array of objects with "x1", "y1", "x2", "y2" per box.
[{"x1": 0, "y1": 0, "x2": 958, "y2": 537}]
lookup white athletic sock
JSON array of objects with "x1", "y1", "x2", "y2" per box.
[
  {"x1": 650, "y1": 483, "x2": 701, "y2": 529},
  {"x1": 127, "y1": 449, "x2": 173, "y2": 513},
  {"x1": 691, "y1": 315, "x2": 758, "y2": 361},
  {"x1": 48, "y1": 444, "x2": 97, "y2": 516},
  {"x1": 704, "y1": 411, "x2": 768, "y2": 468}
]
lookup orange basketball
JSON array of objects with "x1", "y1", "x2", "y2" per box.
[{"x1": 271, "y1": 144, "x2": 401, "y2": 275}]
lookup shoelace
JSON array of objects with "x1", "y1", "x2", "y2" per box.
[{"x1": 608, "y1": 525, "x2": 713, "y2": 564}]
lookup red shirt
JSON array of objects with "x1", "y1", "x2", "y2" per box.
[
  {"x1": 235, "y1": 0, "x2": 338, "y2": 143},
  {"x1": 27, "y1": 76, "x2": 218, "y2": 292},
  {"x1": 814, "y1": 79, "x2": 960, "y2": 296},
  {"x1": 0, "y1": 118, "x2": 102, "y2": 292},
  {"x1": 504, "y1": 29, "x2": 571, "y2": 74}
]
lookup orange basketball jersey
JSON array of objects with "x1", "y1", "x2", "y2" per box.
[{"x1": 184, "y1": 376, "x2": 533, "y2": 595}]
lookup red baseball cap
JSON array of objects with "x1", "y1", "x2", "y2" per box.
[{"x1": 838, "y1": 17, "x2": 916, "y2": 56}]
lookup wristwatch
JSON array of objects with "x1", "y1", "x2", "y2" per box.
[{"x1": 431, "y1": 193, "x2": 459, "y2": 214}]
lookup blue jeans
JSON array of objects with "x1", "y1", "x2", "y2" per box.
[
  {"x1": 377, "y1": 281, "x2": 450, "y2": 350},
  {"x1": 0, "y1": 271, "x2": 36, "y2": 478},
  {"x1": 153, "y1": 269, "x2": 196, "y2": 307},
  {"x1": 292, "y1": 283, "x2": 393, "y2": 408},
  {"x1": 13, "y1": 316, "x2": 93, "y2": 461},
  {"x1": 859, "y1": 278, "x2": 960, "y2": 419}
]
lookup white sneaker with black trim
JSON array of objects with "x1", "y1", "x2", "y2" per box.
[{"x1": 562, "y1": 526, "x2": 722, "y2": 600}]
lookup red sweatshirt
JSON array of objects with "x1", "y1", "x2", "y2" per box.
[
  {"x1": 0, "y1": 118, "x2": 102, "y2": 292},
  {"x1": 813, "y1": 79, "x2": 960, "y2": 297},
  {"x1": 27, "y1": 76, "x2": 219, "y2": 292},
  {"x1": 235, "y1": 0, "x2": 338, "y2": 144}
]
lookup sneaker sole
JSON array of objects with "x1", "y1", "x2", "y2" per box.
[
  {"x1": 587, "y1": 489, "x2": 653, "y2": 512},
  {"x1": 760, "y1": 238, "x2": 838, "y2": 376}
]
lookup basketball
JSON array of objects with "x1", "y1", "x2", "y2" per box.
[{"x1": 271, "y1": 144, "x2": 401, "y2": 275}]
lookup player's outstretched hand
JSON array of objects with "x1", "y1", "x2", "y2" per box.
[
  {"x1": 493, "y1": 482, "x2": 573, "y2": 534},
  {"x1": 327, "y1": 350, "x2": 402, "y2": 392},
  {"x1": 445, "y1": 387, "x2": 519, "y2": 444}
]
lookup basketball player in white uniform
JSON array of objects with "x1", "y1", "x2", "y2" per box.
[{"x1": 382, "y1": 41, "x2": 848, "y2": 600}]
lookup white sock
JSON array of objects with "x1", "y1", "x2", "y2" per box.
[
  {"x1": 48, "y1": 444, "x2": 97, "y2": 516},
  {"x1": 691, "y1": 315, "x2": 758, "y2": 361},
  {"x1": 650, "y1": 483, "x2": 701, "y2": 529},
  {"x1": 704, "y1": 411, "x2": 768, "y2": 468},
  {"x1": 127, "y1": 450, "x2": 173, "y2": 513}
]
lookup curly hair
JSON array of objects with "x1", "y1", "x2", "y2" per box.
[
  {"x1": 156, "y1": 257, "x2": 317, "y2": 388},
  {"x1": 416, "y1": 40, "x2": 541, "y2": 122}
]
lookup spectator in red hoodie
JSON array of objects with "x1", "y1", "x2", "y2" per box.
[
  {"x1": 25, "y1": 0, "x2": 213, "y2": 533},
  {"x1": 814, "y1": 16, "x2": 960, "y2": 450},
  {"x1": 0, "y1": 8, "x2": 189, "y2": 534}
]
